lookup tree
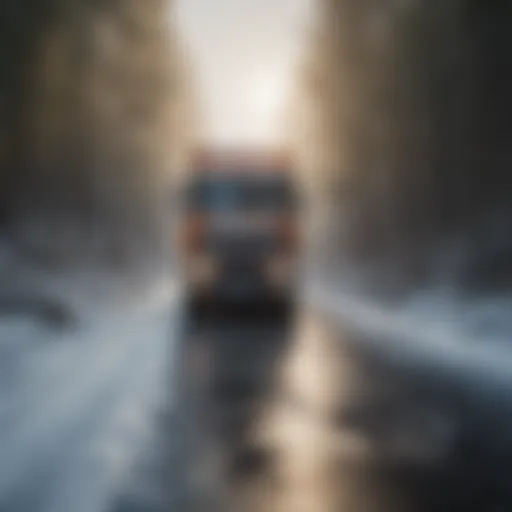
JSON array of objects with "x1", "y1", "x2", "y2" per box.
[
  {"x1": 0, "y1": 0, "x2": 195, "y2": 269},
  {"x1": 295, "y1": 0, "x2": 512, "y2": 296}
]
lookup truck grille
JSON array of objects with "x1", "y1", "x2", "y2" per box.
[{"x1": 206, "y1": 233, "x2": 277, "y2": 257}]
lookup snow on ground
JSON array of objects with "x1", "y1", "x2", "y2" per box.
[
  {"x1": 0, "y1": 263, "x2": 182, "y2": 512},
  {"x1": 306, "y1": 280, "x2": 512, "y2": 391}
]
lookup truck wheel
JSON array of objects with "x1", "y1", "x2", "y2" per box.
[{"x1": 185, "y1": 296, "x2": 209, "y2": 326}]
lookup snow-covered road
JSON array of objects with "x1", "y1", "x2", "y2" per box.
[{"x1": 0, "y1": 276, "x2": 181, "y2": 512}]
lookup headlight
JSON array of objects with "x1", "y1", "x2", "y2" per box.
[
  {"x1": 187, "y1": 255, "x2": 218, "y2": 284},
  {"x1": 266, "y1": 255, "x2": 295, "y2": 287}
]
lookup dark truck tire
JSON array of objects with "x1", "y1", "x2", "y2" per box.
[{"x1": 185, "y1": 295, "x2": 213, "y2": 326}]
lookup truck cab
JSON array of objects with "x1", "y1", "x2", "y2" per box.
[{"x1": 177, "y1": 150, "x2": 301, "y2": 318}]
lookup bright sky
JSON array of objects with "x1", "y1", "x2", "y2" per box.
[{"x1": 176, "y1": 0, "x2": 313, "y2": 147}]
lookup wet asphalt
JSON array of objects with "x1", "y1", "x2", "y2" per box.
[{"x1": 177, "y1": 304, "x2": 512, "y2": 512}]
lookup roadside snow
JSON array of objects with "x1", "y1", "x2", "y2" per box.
[
  {"x1": 306, "y1": 282, "x2": 512, "y2": 389},
  {"x1": 0, "y1": 267, "x2": 182, "y2": 512}
]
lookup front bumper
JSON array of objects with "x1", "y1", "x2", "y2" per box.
[{"x1": 185, "y1": 254, "x2": 297, "y2": 303}]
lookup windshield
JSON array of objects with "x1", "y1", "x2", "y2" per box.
[{"x1": 186, "y1": 175, "x2": 297, "y2": 212}]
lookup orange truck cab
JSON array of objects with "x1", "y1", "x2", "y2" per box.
[{"x1": 177, "y1": 148, "x2": 301, "y2": 318}]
